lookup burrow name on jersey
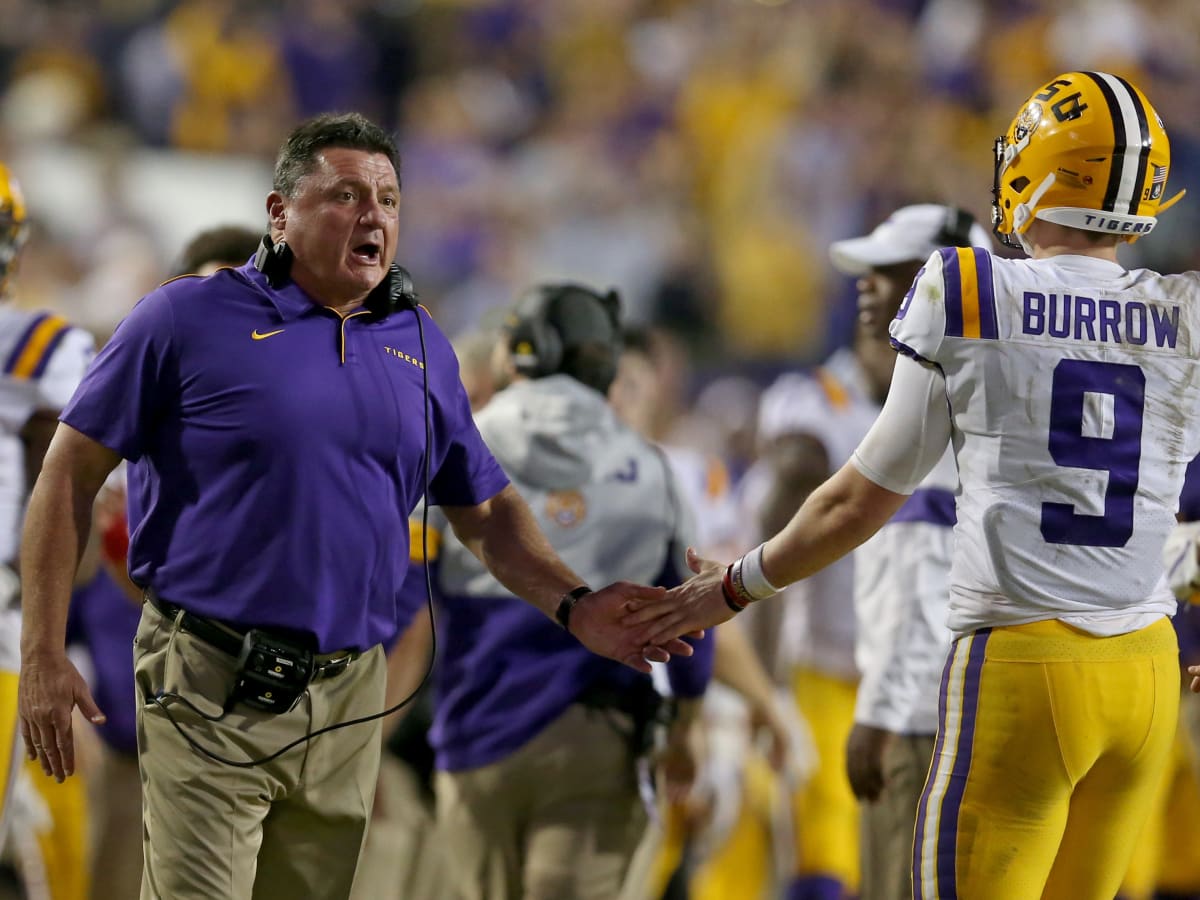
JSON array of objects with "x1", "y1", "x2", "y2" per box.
[{"x1": 1022, "y1": 292, "x2": 1180, "y2": 349}]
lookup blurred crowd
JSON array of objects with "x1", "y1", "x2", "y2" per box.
[
  {"x1": 5, "y1": 2, "x2": 1200, "y2": 899},
  {"x1": 1, "y1": 0, "x2": 1200, "y2": 369}
]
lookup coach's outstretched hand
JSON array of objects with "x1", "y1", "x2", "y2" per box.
[
  {"x1": 570, "y1": 581, "x2": 698, "y2": 673},
  {"x1": 621, "y1": 548, "x2": 739, "y2": 646}
]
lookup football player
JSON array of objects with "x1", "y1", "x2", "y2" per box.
[
  {"x1": 632, "y1": 71, "x2": 1197, "y2": 898},
  {"x1": 0, "y1": 163, "x2": 96, "y2": 900}
]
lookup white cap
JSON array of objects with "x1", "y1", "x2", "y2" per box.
[{"x1": 829, "y1": 203, "x2": 993, "y2": 276}]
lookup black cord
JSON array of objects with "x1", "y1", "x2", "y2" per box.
[{"x1": 148, "y1": 302, "x2": 438, "y2": 768}]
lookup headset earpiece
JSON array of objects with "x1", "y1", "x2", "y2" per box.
[
  {"x1": 390, "y1": 264, "x2": 419, "y2": 311},
  {"x1": 506, "y1": 283, "x2": 623, "y2": 392},
  {"x1": 365, "y1": 263, "x2": 419, "y2": 317},
  {"x1": 252, "y1": 235, "x2": 294, "y2": 288},
  {"x1": 508, "y1": 287, "x2": 563, "y2": 377}
]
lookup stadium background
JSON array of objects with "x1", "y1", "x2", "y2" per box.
[
  {"x1": 3, "y1": 0, "x2": 1199, "y2": 380},
  {"x1": 4, "y1": 2, "x2": 1200, "y2": 898}
]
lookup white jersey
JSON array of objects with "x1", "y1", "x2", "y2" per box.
[
  {"x1": 0, "y1": 307, "x2": 94, "y2": 670},
  {"x1": 853, "y1": 447, "x2": 956, "y2": 734},
  {"x1": 890, "y1": 248, "x2": 1200, "y2": 636},
  {"x1": 758, "y1": 348, "x2": 880, "y2": 678}
]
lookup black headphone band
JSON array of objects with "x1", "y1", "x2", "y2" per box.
[{"x1": 253, "y1": 234, "x2": 416, "y2": 314}]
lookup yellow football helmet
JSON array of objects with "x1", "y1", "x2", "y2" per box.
[
  {"x1": 0, "y1": 163, "x2": 27, "y2": 294},
  {"x1": 992, "y1": 71, "x2": 1184, "y2": 253}
]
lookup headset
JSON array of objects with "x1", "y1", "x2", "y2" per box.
[
  {"x1": 252, "y1": 234, "x2": 418, "y2": 314},
  {"x1": 507, "y1": 283, "x2": 623, "y2": 392},
  {"x1": 934, "y1": 206, "x2": 977, "y2": 248},
  {"x1": 149, "y1": 234, "x2": 435, "y2": 768}
]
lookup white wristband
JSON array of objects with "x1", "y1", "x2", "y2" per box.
[{"x1": 739, "y1": 543, "x2": 781, "y2": 601}]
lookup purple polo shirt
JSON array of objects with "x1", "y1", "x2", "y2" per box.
[{"x1": 62, "y1": 263, "x2": 508, "y2": 653}]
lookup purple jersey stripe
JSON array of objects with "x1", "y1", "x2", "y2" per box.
[
  {"x1": 941, "y1": 247, "x2": 964, "y2": 337},
  {"x1": 936, "y1": 628, "x2": 991, "y2": 896},
  {"x1": 891, "y1": 487, "x2": 956, "y2": 527},
  {"x1": 913, "y1": 642, "x2": 958, "y2": 899},
  {"x1": 973, "y1": 248, "x2": 999, "y2": 340}
]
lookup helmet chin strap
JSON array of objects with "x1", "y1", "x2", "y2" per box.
[{"x1": 1013, "y1": 172, "x2": 1058, "y2": 255}]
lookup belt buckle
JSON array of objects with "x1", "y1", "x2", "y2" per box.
[{"x1": 315, "y1": 654, "x2": 352, "y2": 680}]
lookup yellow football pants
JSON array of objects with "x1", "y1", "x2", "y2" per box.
[
  {"x1": 17, "y1": 756, "x2": 90, "y2": 900},
  {"x1": 915, "y1": 618, "x2": 1177, "y2": 900}
]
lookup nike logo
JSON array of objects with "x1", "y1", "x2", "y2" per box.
[{"x1": 251, "y1": 328, "x2": 285, "y2": 341}]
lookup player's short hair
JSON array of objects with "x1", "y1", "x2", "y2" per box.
[{"x1": 174, "y1": 225, "x2": 262, "y2": 277}]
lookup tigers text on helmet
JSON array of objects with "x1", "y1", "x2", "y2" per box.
[
  {"x1": 0, "y1": 163, "x2": 28, "y2": 295},
  {"x1": 992, "y1": 71, "x2": 1185, "y2": 254},
  {"x1": 505, "y1": 283, "x2": 623, "y2": 395}
]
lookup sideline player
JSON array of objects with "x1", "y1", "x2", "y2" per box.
[
  {"x1": 827, "y1": 207, "x2": 988, "y2": 900},
  {"x1": 424, "y1": 284, "x2": 713, "y2": 900},
  {"x1": 756, "y1": 205, "x2": 987, "y2": 899}
]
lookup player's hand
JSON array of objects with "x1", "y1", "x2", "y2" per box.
[
  {"x1": 845, "y1": 723, "x2": 892, "y2": 801},
  {"x1": 1188, "y1": 664, "x2": 1200, "y2": 694},
  {"x1": 622, "y1": 548, "x2": 738, "y2": 644},
  {"x1": 570, "y1": 581, "x2": 695, "y2": 673},
  {"x1": 749, "y1": 699, "x2": 793, "y2": 773},
  {"x1": 18, "y1": 650, "x2": 106, "y2": 782}
]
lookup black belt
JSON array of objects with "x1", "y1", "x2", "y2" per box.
[{"x1": 144, "y1": 588, "x2": 359, "y2": 681}]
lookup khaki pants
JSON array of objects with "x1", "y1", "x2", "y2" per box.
[
  {"x1": 859, "y1": 733, "x2": 936, "y2": 900},
  {"x1": 435, "y1": 703, "x2": 647, "y2": 900},
  {"x1": 133, "y1": 600, "x2": 385, "y2": 900}
]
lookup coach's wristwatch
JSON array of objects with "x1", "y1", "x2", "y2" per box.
[{"x1": 555, "y1": 585, "x2": 594, "y2": 632}]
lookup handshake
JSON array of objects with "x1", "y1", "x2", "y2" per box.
[{"x1": 564, "y1": 547, "x2": 775, "y2": 672}]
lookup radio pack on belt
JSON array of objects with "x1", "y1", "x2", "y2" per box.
[{"x1": 227, "y1": 629, "x2": 315, "y2": 715}]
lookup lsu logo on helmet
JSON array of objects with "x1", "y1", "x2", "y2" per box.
[
  {"x1": 991, "y1": 72, "x2": 1184, "y2": 253},
  {"x1": 0, "y1": 163, "x2": 27, "y2": 295}
]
